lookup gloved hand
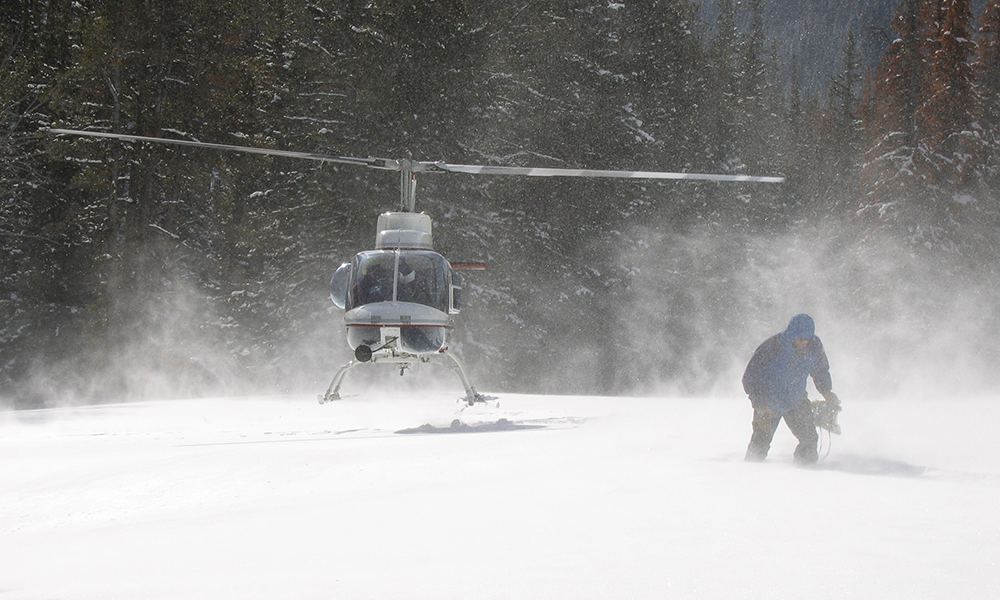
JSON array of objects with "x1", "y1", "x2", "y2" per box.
[{"x1": 821, "y1": 391, "x2": 841, "y2": 410}]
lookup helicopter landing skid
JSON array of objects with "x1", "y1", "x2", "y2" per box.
[
  {"x1": 439, "y1": 351, "x2": 499, "y2": 407},
  {"x1": 317, "y1": 350, "x2": 495, "y2": 407},
  {"x1": 460, "y1": 391, "x2": 500, "y2": 408},
  {"x1": 318, "y1": 360, "x2": 356, "y2": 404}
]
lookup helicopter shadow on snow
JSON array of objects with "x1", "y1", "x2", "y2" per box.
[{"x1": 394, "y1": 417, "x2": 585, "y2": 435}]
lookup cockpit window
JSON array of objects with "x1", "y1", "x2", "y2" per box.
[
  {"x1": 351, "y1": 251, "x2": 395, "y2": 307},
  {"x1": 349, "y1": 250, "x2": 449, "y2": 312},
  {"x1": 395, "y1": 252, "x2": 449, "y2": 311}
]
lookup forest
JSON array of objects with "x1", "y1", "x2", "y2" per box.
[{"x1": 2, "y1": 0, "x2": 999, "y2": 407}]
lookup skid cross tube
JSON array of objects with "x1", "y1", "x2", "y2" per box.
[{"x1": 318, "y1": 350, "x2": 494, "y2": 405}]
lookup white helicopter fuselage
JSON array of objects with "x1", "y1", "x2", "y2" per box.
[
  {"x1": 330, "y1": 213, "x2": 462, "y2": 361},
  {"x1": 322, "y1": 212, "x2": 486, "y2": 403}
]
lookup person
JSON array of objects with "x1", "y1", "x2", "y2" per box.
[
  {"x1": 354, "y1": 259, "x2": 393, "y2": 306},
  {"x1": 396, "y1": 258, "x2": 432, "y2": 307},
  {"x1": 741, "y1": 314, "x2": 840, "y2": 464}
]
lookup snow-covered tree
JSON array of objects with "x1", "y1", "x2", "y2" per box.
[
  {"x1": 976, "y1": 0, "x2": 1000, "y2": 189},
  {"x1": 916, "y1": 0, "x2": 984, "y2": 194},
  {"x1": 860, "y1": 0, "x2": 930, "y2": 221},
  {"x1": 707, "y1": 0, "x2": 741, "y2": 166},
  {"x1": 828, "y1": 24, "x2": 864, "y2": 182},
  {"x1": 1, "y1": 0, "x2": 90, "y2": 404}
]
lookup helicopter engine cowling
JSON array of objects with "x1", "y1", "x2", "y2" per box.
[{"x1": 375, "y1": 212, "x2": 433, "y2": 250}]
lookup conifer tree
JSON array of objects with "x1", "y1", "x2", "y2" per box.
[
  {"x1": 738, "y1": 0, "x2": 770, "y2": 167},
  {"x1": 778, "y1": 57, "x2": 813, "y2": 193},
  {"x1": 860, "y1": 0, "x2": 927, "y2": 220},
  {"x1": 829, "y1": 25, "x2": 864, "y2": 176},
  {"x1": 1, "y1": 0, "x2": 89, "y2": 403},
  {"x1": 916, "y1": 0, "x2": 982, "y2": 194},
  {"x1": 707, "y1": 0, "x2": 740, "y2": 167},
  {"x1": 805, "y1": 24, "x2": 865, "y2": 215},
  {"x1": 976, "y1": 0, "x2": 1000, "y2": 189},
  {"x1": 619, "y1": 0, "x2": 706, "y2": 169},
  {"x1": 46, "y1": 0, "x2": 301, "y2": 399}
]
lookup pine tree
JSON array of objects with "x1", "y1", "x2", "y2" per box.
[
  {"x1": 1, "y1": 0, "x2": 97, "y2": 404},
  {"x1": 798, "y1": 25, "x2": 865, "y2": 217},
  {"x1": 861, "y1": 0, "x2": 995, "y2": 253},
  {"x1": 916, "y1": 0, "x2": 983, "y2": 195},
  {"x1": 976, "y1": 0, "x2": 1000, "y2": 189},
  {"x1": 860, "y1": 0, "x2": 927, "y2": 221},
  {"x1": 43, "y1": 0, "x2": 303, "y2": 400},
  {"x1": 707, "y1": 0, "x2": 740, "y2": 167},
  {"x1": 619, "y1": 0, "x2": 707, "y2": 169},
  {"x1": 778, "y1": 57, "x2": 812, "y2": 193},
  {"x1": 828, "y1": 24, "x2": 864, "y2": 182},
  {"x1": 738, "y1": 0, "x2": 770, "y2": 168}
]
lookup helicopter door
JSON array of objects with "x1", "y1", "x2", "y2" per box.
[{"x1": 449, "y1": 271, "x2": 461, "y2": 314}]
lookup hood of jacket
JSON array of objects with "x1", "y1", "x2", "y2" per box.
[{"x1": 781, "y1": 313, "x2": 815, "y2": 342}]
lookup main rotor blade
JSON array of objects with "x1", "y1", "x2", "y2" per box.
[
  {"x1": 47, "y1": 129, "x2": 394, "y2": 170},
  {"x1": 48, "y1": 128, "x2": 784, "y2": 183},
  {"x1": 433, "y1": 163, "x2": 784, "y2": 183}
]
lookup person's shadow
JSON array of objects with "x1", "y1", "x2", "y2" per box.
[{"x1": 814, "y1": 454, "x2": 930, "y2": 478}]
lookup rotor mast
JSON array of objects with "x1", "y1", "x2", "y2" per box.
[{"x1": 399, "y1": 159, "x2": 417, "y2": 212}]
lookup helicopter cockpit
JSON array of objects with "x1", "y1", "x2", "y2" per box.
[
  {"x1": 330, "y1": 249, "x2": 454, "y2": 314},
  {"x1": 329, "y1": 248, "x2": 458, "y2": 356}
]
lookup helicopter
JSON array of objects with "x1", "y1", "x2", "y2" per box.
[{"x1": 48, "y1": 128, "x2": 783, "y2": 405}]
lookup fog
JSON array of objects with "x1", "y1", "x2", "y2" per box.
[
  {"x1": 449, "y1": 192, "x2": 997, "y2": 402},
  {"x1": 595, "y1": 208, "x2": 999, "y2": 401},
  {"x1": 11, "y1": 214, "x2": 998, "y2": 409}
]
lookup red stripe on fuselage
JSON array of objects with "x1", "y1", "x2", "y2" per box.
[{"x1": 345, "y1": 324, "x2": 451, "y2": 329}]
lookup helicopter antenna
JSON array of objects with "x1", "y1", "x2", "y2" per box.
[{"x1": 47, "y1": 128, "x2": 784, "y2": 213}]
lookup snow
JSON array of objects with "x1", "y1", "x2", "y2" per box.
[{"x1": 2, "y1": 391, "x2": 998, "y2": 599}]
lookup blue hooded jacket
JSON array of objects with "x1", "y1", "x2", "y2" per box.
[{"x1": 742, "y1": 314, "x2": 832, "y2": 415}]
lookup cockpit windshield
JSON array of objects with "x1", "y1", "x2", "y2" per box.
[{"x1": 349, "y1": 250, "x2": 449, "y2": 312}]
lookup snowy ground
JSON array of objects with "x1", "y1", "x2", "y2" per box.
[{"x1": 2, "y1": 391, "x2": 998, "y2": 599}]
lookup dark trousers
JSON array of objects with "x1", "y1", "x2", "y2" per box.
[{"x1": 745, "y1": 399, "x2": 819, "y2": 464}]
